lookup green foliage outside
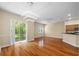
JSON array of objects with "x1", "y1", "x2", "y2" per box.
[{"x1": 15, "y1": 21, "x2": 26, "y2": 41}]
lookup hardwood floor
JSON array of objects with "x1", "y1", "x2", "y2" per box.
[{"x1": 0, "y1": 37, "x2": 79, "y2": 56}]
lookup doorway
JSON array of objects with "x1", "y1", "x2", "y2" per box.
[{"x1": 15, "y1": 20, "x2": 27, "y2": 42}]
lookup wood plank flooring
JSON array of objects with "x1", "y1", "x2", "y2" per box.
[{"x1": 0, "y1": 37, "x2": 79, "y2": 56}]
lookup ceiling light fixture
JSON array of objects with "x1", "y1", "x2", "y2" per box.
[
  {"x1": 26, "y1": 2, "x2": 34, "y2": 6},
  {"x1": 67, "y1": 13, "x2": 72, "y2": 21}
]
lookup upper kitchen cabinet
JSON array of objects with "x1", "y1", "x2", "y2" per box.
[
  {"x1": 66, "y1": 24, "x2": 78, "y2": 32},
  {"x1": 65, "y1": 19, "x2": 79, "y2": 33}
]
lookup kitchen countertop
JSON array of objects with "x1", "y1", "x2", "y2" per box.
[{"x1": 65, "y1": 33, "x2": 79, "y2": 35}]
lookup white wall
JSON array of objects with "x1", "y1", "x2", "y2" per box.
[
  {"x1": 27, "y1": 21, "x2": 35, "y2": 41},
  {"x1": 45, "y1": 21, "x2": 65, "y2": 38}
]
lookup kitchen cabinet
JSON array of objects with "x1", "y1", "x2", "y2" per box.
[
  {"x1": 66, "y1": 24, "x2": 79, "y2": 33},
  {"x1": 63, "y1": 34, "x2": 79, "y2": 47}
]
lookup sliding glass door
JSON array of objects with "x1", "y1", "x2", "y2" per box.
[{"x1": 15, "y1": 20, "x2": 26, "y2": 42}]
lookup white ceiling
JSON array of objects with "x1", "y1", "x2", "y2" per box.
[{"x1": 0, "y1": 2, "x2": 79, "y2": 24}]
